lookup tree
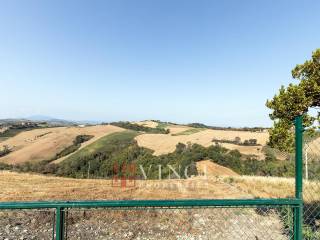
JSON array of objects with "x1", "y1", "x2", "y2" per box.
[
  {"x1": 0, "y1": 145, "x2": 11, "y2": 157},
  {"x1": 266, "y1": 49, "x2": 320, "y2": 151},
  {"x1": 175, "y1": 143, "x2": 187, "y2": 154},
  {"x1": 249, "y1": 139, "x2": 257, "y2": 145}
]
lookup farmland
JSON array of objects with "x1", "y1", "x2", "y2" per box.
[
  {"x1": 0, "y1": 119, "x2": 319, "y2": 188},
  {"x1": 135, "y1": 121, "x2": 268, "y2": 158},
  {"x1": 0, "y1": 119, "x2": 313, "y2": 179},
  {"x1": 0, "y1": 125, "x2": 124, "y2": 164}
]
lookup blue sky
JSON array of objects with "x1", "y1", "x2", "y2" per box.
[{"x1": 0, "y1": 0, "x2": 319, "y2": 127}]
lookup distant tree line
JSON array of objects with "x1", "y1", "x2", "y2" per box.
[
  {"x1": 108, "y1": 121, "x2": 170, "y2": 134},
  {"x1": 187, "y1": 123, "x2": 267, "y2": 132},
  {"x1": 0, "y1": 122, "x2": 42, "y2": 138},
  {"x1": 0, "y1": 145, "x2": 11, "y2": 157},
  {"x1": 212, "y1": 137, "x2": 260, "y2": 146}
]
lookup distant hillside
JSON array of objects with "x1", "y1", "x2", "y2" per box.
[
  {"x1": 187, "y1": 123, "x2": 268, "y2": 132},
  {"x1": 0, "y1": 125, "x2": 124, "y2": 164},
  {"x1": 26, "y1": 115, "x2": 78, "y2": 126},
  {"x1": 27, "y1": 115, "x2": 101, "y2": 125},
  {"x1": 0, "y1": 119, "x2": 304, "y2": 181},
  {"x1": 133, "y1": 120, "x2": 269, "y2": 159}
]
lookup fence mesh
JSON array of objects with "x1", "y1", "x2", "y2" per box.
[
  {"x1": 0, "y1": 209, "x2": 55, "y2": 240},
  {"x1": 60, "y1": 206, "x2": 295, "y2": 240},
  {"x1": 303, "y1": 131, "x2": 320, "y2": 239}
]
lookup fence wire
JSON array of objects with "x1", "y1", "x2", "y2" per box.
[
  {"x1": 55, "y1": 206, "x2": 295, "y2": 240},
  {"x1": 303, "y1": 132, "x2": 320, "y2": 239},
  {"x1": 0, "y1": 209, "x2": 55, "y2": 240}
]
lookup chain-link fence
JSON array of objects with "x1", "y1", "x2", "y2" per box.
[
  {"x1": 303, "y1": 131, "x2": 320, "y2": 239},
  {"x1": 0, "y1": 205, "x2": 296, "y2": 240},
  {"x1": 61, "y1": 206, "x2": 295, "y2": 240}
]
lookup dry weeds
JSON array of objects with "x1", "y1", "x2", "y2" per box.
[
  {"x1": 2, "y1": 170, "x2": 318, "y2": 202},
  {"x1": 0, "y1": 171, "x2": 250, "y2": 201}
]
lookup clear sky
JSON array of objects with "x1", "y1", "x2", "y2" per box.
[{"x1": 1, "y1": 0, "x2": 319, "y2": 127}]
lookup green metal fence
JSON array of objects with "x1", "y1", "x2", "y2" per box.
[{"x1": 0, "y1": 116, "x2": 307, "y2": 239}]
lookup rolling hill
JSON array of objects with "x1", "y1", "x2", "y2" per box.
[
  {"x1": 0, "y1": 125, "x2": 124, "y2": 164},
  {"x1": 134, "y1": 121, "x2": 269, "y2": 159},
  {"x1": 0, "y1": 119, "x2": 307, "y2": 181}
]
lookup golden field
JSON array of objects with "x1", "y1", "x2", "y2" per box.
[
  {"x1": 0, "y1": 125, "x2": 124, "y2": 164},
  {"x1": 135, "y1": 125, "x2": 268, "y2": 158},
  {"x1": 1, "y1": 165, "x2": 318, "y2": 202}
]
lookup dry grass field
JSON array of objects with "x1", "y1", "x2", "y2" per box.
[
  {"x1": 135, "y1": 128, "x2": 268, "y2": 158},
  {"x1": 166, "y1": 125, "x2": 193, "y2": 135},
  {"x1": 196, "y1": 160, "x2": 239, "y2": 176},
  {"x1": 133, "y1": 120, "x2": 160, "y2": 128},
  {"x1": 0, "y1": 170, "x2": 249, "y2": 201},
  {"x1": 222, "y1": 175, "x2": 320, "y2": 202},
  {"x1": 0, "y1": 125, "x2": 124, "y2": 165},
  {"x1": 0, "y1": 170, "x2": 298, "y2": 240},
  {"x1": 1, "y1": 167, "x2": 318, "y2": 202},
  {"x1": 134, "y1": 121, "x2": 195, "y2": 135}
]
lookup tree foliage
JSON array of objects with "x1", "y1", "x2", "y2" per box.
[
  {"x1": 0, "y1": 145, "x2": 11, "y2": 157},
  {"x1": 266, "y1": 49, "x2": 320, "y2": 151}
]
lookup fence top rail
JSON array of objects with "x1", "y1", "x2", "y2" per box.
[{"x1": 0, "y1": 198, "x2": 301, "y2": 209}]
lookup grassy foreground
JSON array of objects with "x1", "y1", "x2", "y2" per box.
[{"x1": 1, "y1": 170, "x2": 319, "y2": 202}]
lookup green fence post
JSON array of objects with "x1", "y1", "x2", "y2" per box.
[
  {"x1": 56, "y1": 207, "x2": 65, "y2": 240},
  {"x1": 294, "y1": 115, "x2": 303, "y2": 240}
]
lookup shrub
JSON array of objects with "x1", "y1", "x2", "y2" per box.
[{"x1": 0, "y1": 145, "x2": 11, "y2": 157}]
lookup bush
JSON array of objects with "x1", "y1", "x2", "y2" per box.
[
  {"x1": 212, "y1": 138, "x2": 260, "y2": 146},
  {"x1": 74, "y1": 135, "x2": 93, "y2": 145},
  {"x1": 0, "y1": 145, "x2": 11, "y2": 157}
]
